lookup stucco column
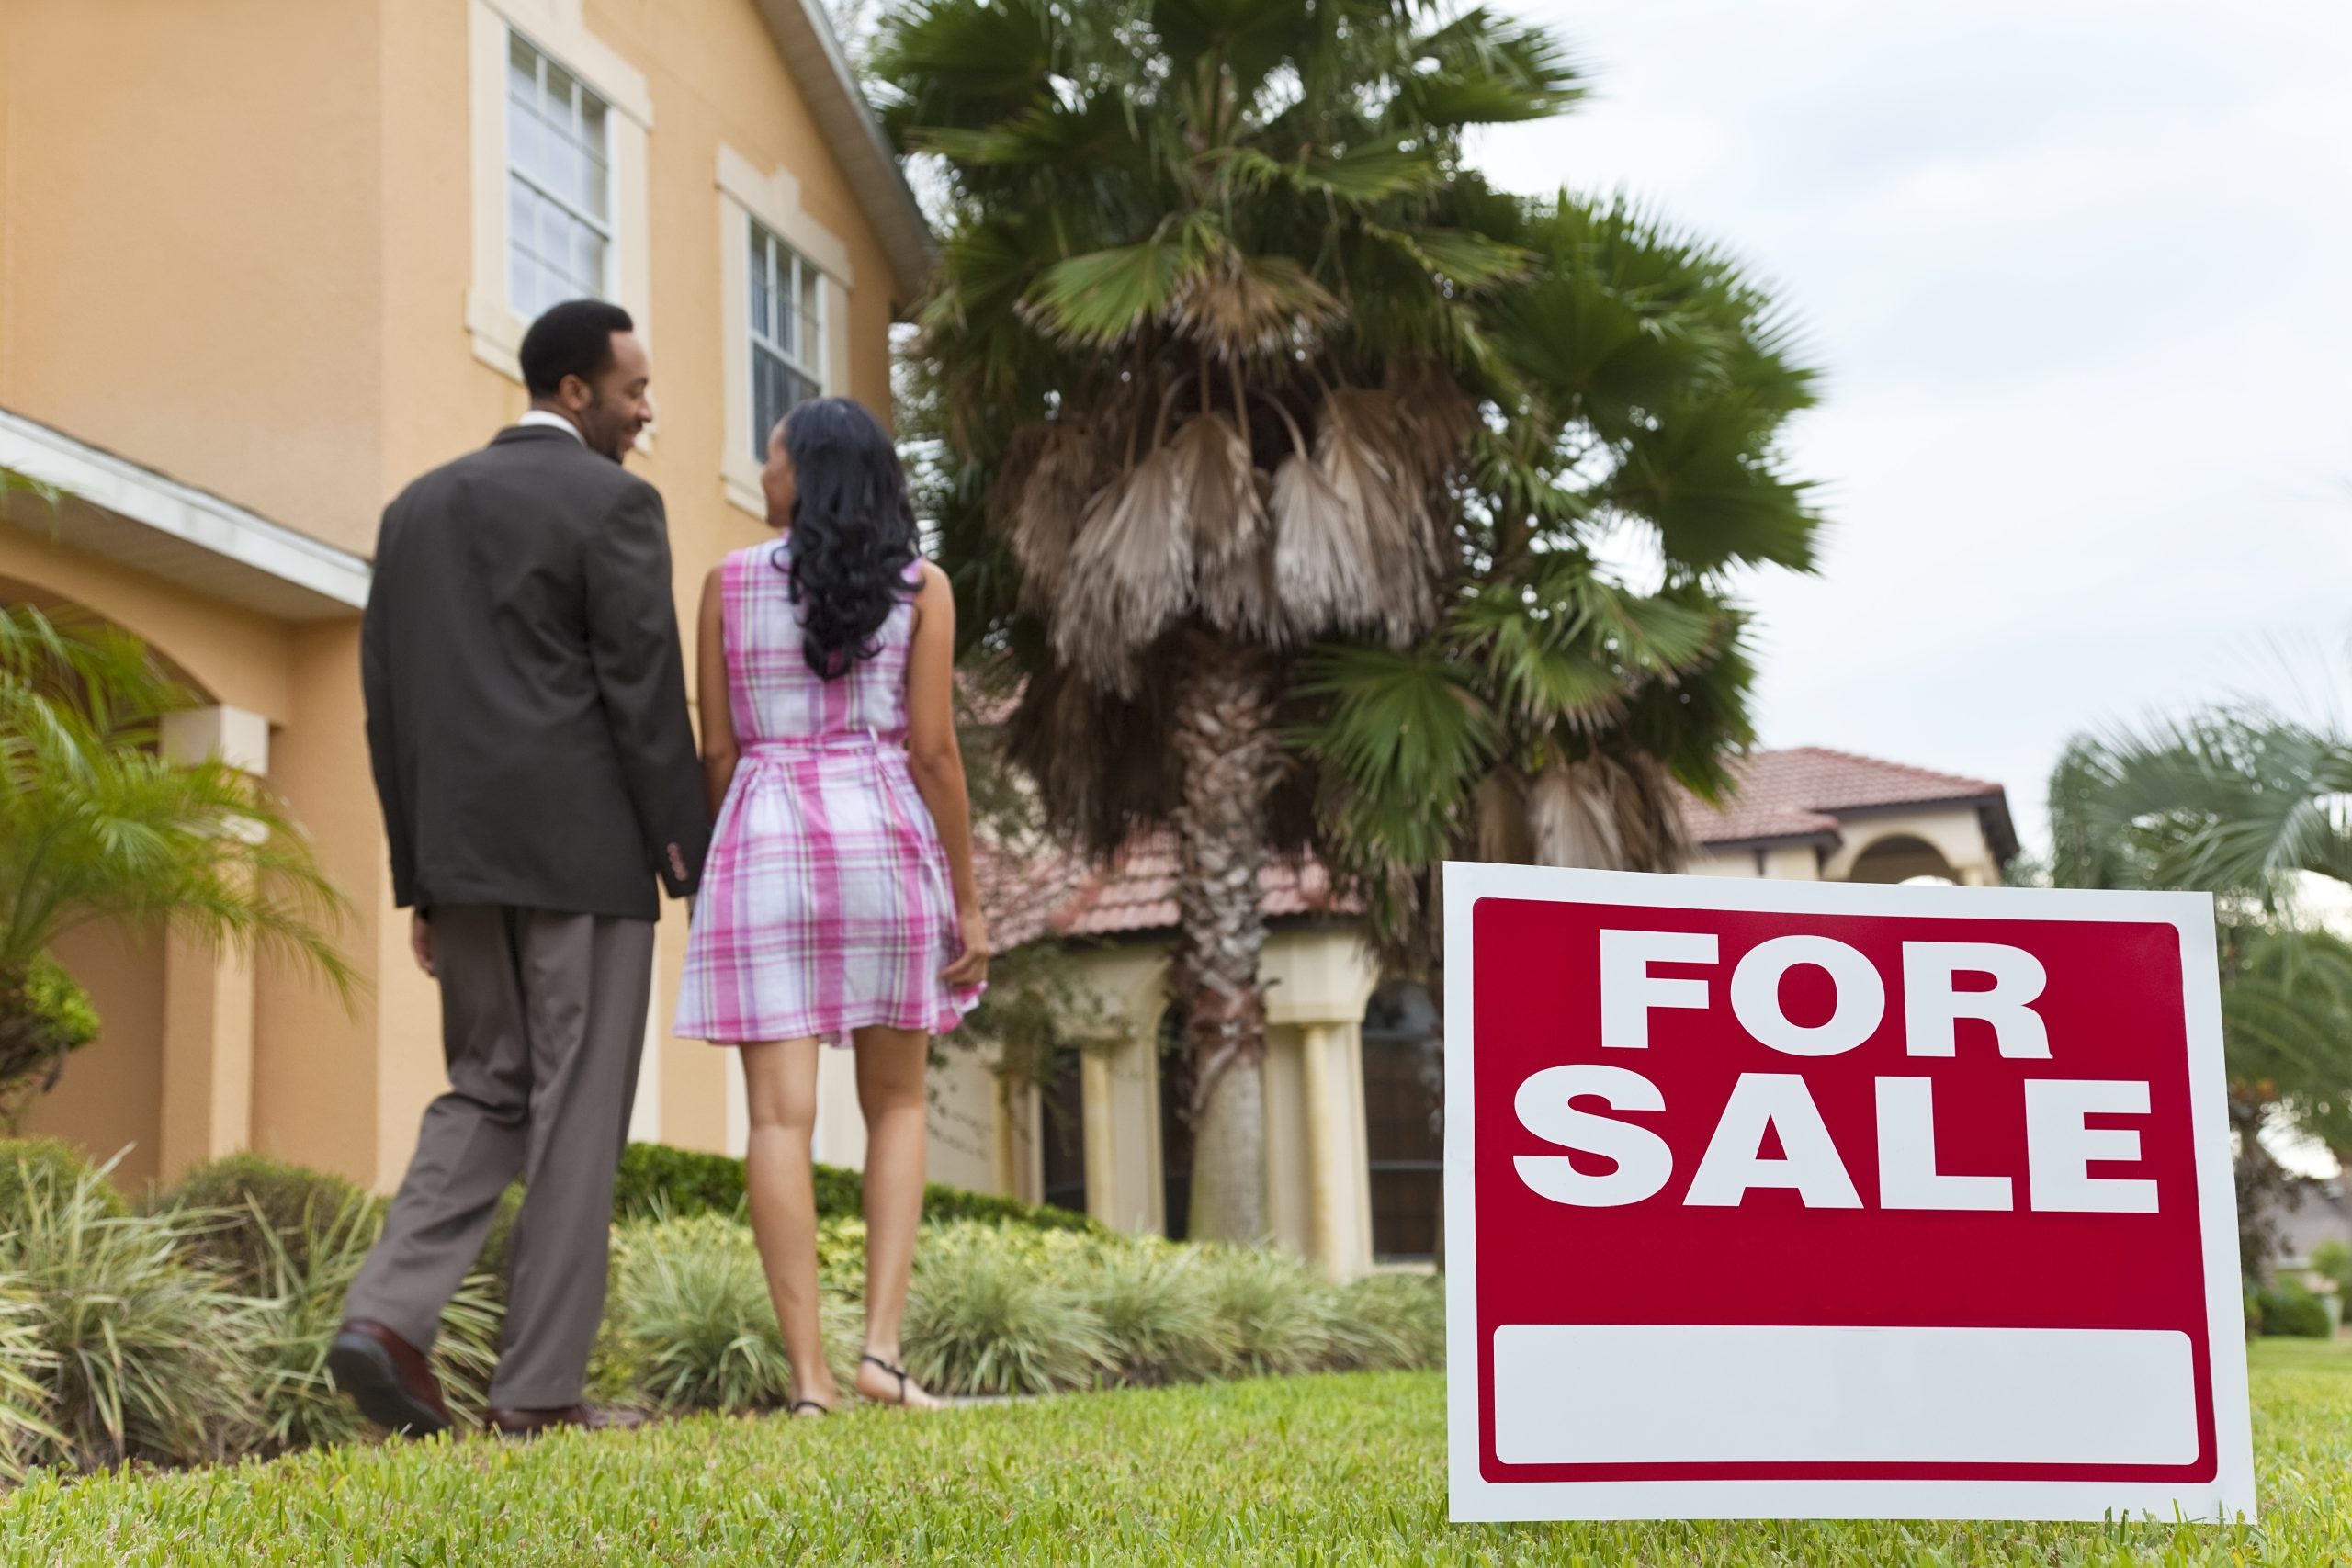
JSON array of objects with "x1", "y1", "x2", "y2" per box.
[
  {"x1": 1080, "y1": 1045, "x2": 1118, "y2": 1226},
  {"x1": 156, "y1": 705, "x2": 268, "y2": 1179},
  {"x1": 1299, "y1": 1021, "x2": 1374, "y2": 1280}
]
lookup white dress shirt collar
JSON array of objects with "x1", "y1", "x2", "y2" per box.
[{"x1": 515, "y1": 409, "x2": 584, "y2": 443}]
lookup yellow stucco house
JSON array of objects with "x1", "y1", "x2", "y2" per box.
[
  {"x1": 0, "y1": 0, "x2": 931, "y2": 1194},
  {"x1": 986, "y1": 748, "x2": 2018, "y2": 1279}
]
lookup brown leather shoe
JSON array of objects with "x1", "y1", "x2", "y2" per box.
[
  {"x1": 485, "y1": 1403, "x2": 649, "y2": 1437},
  {"x1": 327, "y1": 1319, "x2": 452, "y2": 1437}
]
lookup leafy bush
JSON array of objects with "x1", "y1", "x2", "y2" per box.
[
  {"x1": 0, "y1": 1137, "x2": 127, "y2": 1225},
  {"x1": 2257, "y1": 1280, "x2": 2334, "y2": 1338},
  {"x1": 150, "y1": 1150, "x2": 372, "y2": 1287},
  {"x1": 1, "y1": 1163, "x2": 266, "y2": 1469},
  {"x1": 247, "y1": 1190, "x2": 385, "y2": 1452},
  {"x1": 904, "y1": 1221, "x2": 1114, "y2": 1395},
  {"x1": 1329, "y1": 1273, "x2": 1444, "y2": 1371},
  {"x1": 1198, "y1": 1247, "x2": 1339, "y2": 1377},
  {"x1": 614, "y1": 1141, "x2": 1101, "y2": 1233}
]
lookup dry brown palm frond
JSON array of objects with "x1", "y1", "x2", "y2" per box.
[
  {"x1": 1166, "y1": 413, "x2": 1276, "y2": 637},
  {"x1": 997, "y1": 416, "x2": 1109, "y2": 605},
  {"x1": 1270, "y1": 446, "x2": 1377, "y2": 639},
  {"x1": 1525, "y1": 753, "x2": 1690, "y2": 873},
  {"x1": 1471, "y1": 768, "x2": 1532, "y2": 864},
  {"x1": 1311, "y1": 391, "x2": 1438, "y2": 642},
  {"x1": 1052, "y1": 445, "x2": 1192, "y2": 693},
  {"x1": 1169, "y1": 252, "x2": 1342, "y2": 361}
]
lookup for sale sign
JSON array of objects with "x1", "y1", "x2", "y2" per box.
[{"x1": 1443, "y1": 864, "x2": 2253, "y2": 1523}]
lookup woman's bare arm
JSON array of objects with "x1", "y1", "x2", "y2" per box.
[
  {"x1": 696, "y1": 563, "x2": 740, "y2": 822},
  {"x1": 903, "y1": 561, "x2": 989, "y2": 987}
]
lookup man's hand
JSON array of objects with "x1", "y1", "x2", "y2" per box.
[{"x1": 411, "y1": 910, "x2": 436, "y2": 978}]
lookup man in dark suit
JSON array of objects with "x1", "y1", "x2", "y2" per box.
[{"x1": 330, "y1": 300, "x2": 709, "y2": 1437}]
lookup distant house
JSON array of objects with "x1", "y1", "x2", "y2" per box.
[{"x1": 940, "y1": 747, "x2": 2020, "y2": 1278}]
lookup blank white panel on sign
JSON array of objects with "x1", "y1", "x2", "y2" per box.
[{"x1": 1491, "y1": 1325, "x2": 2199, "y2": 1468}]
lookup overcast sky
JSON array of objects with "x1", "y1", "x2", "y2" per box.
[{"x1": 1471, "y1": 0, "x2": 2352, "y2": 855}]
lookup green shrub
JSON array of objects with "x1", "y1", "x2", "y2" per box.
[
  {"x1": 1329, "y1": 1272, "x2": 1444, "y2": 1371},
  {"x1": 614, "y1": 1143, "x2": 746, "y2": 1222},
  {"x1": 606, "y1": 1214, "x2": 796, "y2": 1413},
  {"x1": 1079, "y1": 1243, "x2": 1234, "y2": 1384},
  {"x1": 2257, "y1": 1280, "x2": 2333, "y2": 1338},
  {"x1": 2312, "y1": 1237, "x2": 2352, "y2": 1298},
  {"x1": 1, "y1": 1162, "x2": 266, "y2": 1469},
  {"x1": 149, "y1": 1150, "x2": 371, "y2": 1288},
  {"x1": 614, "y1": 1141, "x2": 1100, "y2": 1234},
  {"x1": 1199, "y1": 1247, "x2": 1339, "y2": 1377},
  {"x1": 904, "y1": 1221, "x2": 1114, "y2": 1396},
  {"x1": 0, "y1": 1137, "x2": 127, "y2": 1226}
]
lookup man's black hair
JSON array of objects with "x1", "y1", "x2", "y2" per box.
[{"x1": 518, "y1": 299, "x2": 635, "y2": 399}]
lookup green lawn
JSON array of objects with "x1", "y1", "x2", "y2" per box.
[{"x1": 5, "y1": 1342, "x2": 2348, "y2": 1565}]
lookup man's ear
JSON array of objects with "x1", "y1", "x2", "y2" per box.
[{"x1": 560, "y1": 373, "x2": 594, "y2": 411}]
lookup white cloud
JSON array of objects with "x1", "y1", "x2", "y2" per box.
[{"x1": 1473, "y1": 1, "x2": 2352, "y2": 847}]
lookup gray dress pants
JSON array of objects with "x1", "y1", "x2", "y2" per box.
[{"x1": 345, "y1": 905, "x2": 654, "y2": 1409}]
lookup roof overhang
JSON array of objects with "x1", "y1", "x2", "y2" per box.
[
  {"x1": 1817, "y1": 795, "x2": 2022, "y2": 866},
  {"x1": 0, "y1": 408, "x2": 370, "y2": 621},
  {"x1": 752, "y1": 0, "x2": 935, "y2": 304}
]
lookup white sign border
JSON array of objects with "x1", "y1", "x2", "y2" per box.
[{"x1": 1442, "y1": 863, "x2": 2256, "y2": 1524}]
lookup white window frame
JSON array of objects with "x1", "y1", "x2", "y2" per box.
[
  {"x1": 465, "y1": 0, "x2": 651, "y2": 383},
  {"x1": 503, "y1": 32, "x2": 615, "y2": 317},
  {"x1": 746, "y1": 222, "x2": 831, "y2": 468},
  {"x1": 717, "y1": 144, "x2": 854, "y2": 519}
]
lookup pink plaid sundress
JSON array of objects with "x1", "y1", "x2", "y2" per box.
[{"x1": 674, "y1": 541, "x2": 981, "y2": 1046}]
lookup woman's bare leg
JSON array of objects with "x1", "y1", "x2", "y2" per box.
[
  {"x1": 739, "y1": 1038, "x2": 836, "y2": 1411},
  {"x1": 850, "y1": 1025, "x2": 940, "y2": 1406}
]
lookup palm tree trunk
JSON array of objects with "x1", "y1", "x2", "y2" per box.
[{"x1": 1171, "y1": 631, "x2": 1280, "y2": 1243}]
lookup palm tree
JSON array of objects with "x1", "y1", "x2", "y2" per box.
[
  {"x1": 2046, "y1": 715, "x2": 2352, "y2": 1277},
  {"x1": 1297, "y1": 194, "x2": 1817, "y2": 973},
  {"x1": 0, "y1": 604, "x2": 356, "y2": 1125},
  {"x1": 883, "y1": 1, "x2": 1824, "y2": 1241},
  {"x1": 878, "y1": 0, "x2": 1585, "y2": 1240}
]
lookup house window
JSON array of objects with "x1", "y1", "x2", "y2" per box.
[
  {"x1": 1363, "y1": 980, "x2": 1442, "y2": 1262},
  {"x1": 748, "y1": 222, "x2": 824, "y2": 461},
  {"x1": 506, "y1": 31, "x2": 611, "y2": 320}
]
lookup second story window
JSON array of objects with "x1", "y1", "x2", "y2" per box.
[
  {"x1": 507, "y1": 32, "x2": 611, "y2": 320},
  {"x1": 749, "y1": 222, "x2": 823, "y2": 460}
]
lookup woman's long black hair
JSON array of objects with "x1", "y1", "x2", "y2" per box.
[{"x1": 772, "y1": 397, "x2": 921, "y2": 680}]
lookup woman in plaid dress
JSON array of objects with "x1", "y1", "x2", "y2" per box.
[{"x1": 676, "y1": 397, "x2": 989, "y2": 1414}]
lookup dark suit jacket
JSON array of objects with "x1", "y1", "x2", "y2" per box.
[{"x1": 362, "y1": 425, "x2": 709, "y2": 921}]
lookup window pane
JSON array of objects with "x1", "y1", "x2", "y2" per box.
[
  {"x1": 799, "y1": 267, "x2": 822, "y2": 367},
  {"x1": 509, "y1": 100, "x2": 542, "y2": 182},
  {"x1": 509, "y1": 30, "x2": 537, "y2": 90},
  {"x1": 578, "y1": 150, "x2": 608, "y2": 222},
  {"x1": 571, "y1": 223, "x2": 602, "y2": 295},
  {"x1": 545, "y1": 59, "x2": 580, "y2": 124},
  {"x1": 749, "y1": 234, "x2": 770, "y2": 340}
]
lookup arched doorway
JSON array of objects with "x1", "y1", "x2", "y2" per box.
[
  {"x1": 1361, "y1": 979, "x2": 1442, "y2": 1262},
  {"x1": 2, "y1": 578, "x2": 216, "y2": 1193},
  {"x1": 1845, "y1": 834, "x2": 1962, "y2": 886}
]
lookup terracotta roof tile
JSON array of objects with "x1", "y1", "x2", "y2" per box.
[{"x1": 1674, "y1": 746, "x2": 2006, "y2": 847}]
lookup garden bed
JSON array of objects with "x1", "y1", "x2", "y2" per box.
[{"x1": 4, "y1": 1345, "x2": 2349, "y2": 1564}]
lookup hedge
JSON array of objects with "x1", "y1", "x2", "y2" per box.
[{"x1": 612, "y1": 1141, "x2": 1100, "y2": 1233}]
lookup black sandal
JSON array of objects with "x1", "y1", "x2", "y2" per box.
[
  {"x1": 787, "y1": 1398, "x2": 831, "y2": 1417},
  {"x1": 861, "y1": 1353, "x2": 915, "y2": 1405}
]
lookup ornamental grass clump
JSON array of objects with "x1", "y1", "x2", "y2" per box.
[
  {"x1": 2, "y1": 1162, "x2": 266, "y2": 1470},
  {"x1": 903, "y1": 1221, "x2": 1113, "y2": 1396},
  {"x1": 1328, "y1": 1272, "x2": 1444, "y2": 1371},
  {"x1": 608, "y1": 1214, "x2": 797, "y2": 1414},
  {"x1": 1198, "y1": 1246, "x2": 1340, "y2": 1378},
  {"x1": 1078, "y1": 1241, "x2": 1235, "y2": 1385}
]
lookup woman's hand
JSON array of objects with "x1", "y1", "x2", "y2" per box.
[{"x1": 941, "y1": 908, "x2": 992, "y2": 989}]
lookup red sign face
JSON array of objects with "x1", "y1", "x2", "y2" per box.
[{"x1": 1443, "y1": 866, "x2": 2251, "y2": 1524}]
